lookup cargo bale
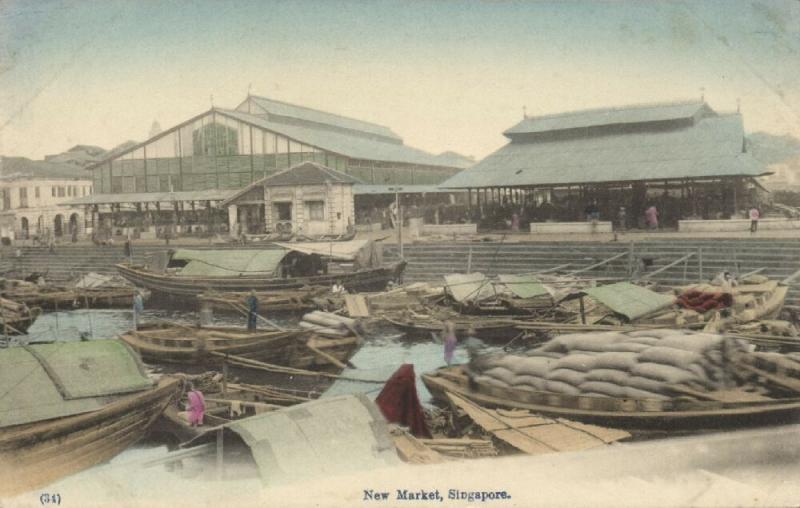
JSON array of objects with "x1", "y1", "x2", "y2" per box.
[
  {"x1": 556, "y1": 332, "x2": 629, "y2": 353},
  {"x1": 585, "y1": 368, "x2": 631, "y2": 386},
  {"x1": 553, "y1": 353, "x2": 598, "y2": 372},
  {"x1": 546, "y1": 368, "x2": 587, "y2": 387},
  {"x1": 624, "y1": 336, "x2": 662, "y2": 347},
  {"x1": 545, "y1": 380, "x2": 582, "y2": 396},
  {"x1": 593, "y1": 352, "x2": 639, "y2": 371},
  {"x1": 484, "y1": 367, "x2": 516, "y2": 386},
  {"x1": 638, "y1": 347, "x2": 704, "y2": 368},
  {"x1": 631, "y1": 362, "x2": 698, "y2": 385},
  {"x1": 578, "y1": 381, "x2": 627, "y2": 398},
  {"x1": 627, "y1": 329, "x2": 679, "y2": 339},
  {"x1": 512, "y1": 374, "x2": 546, "y2": 390},
  {"x1": 659, "y1": 333, "x2": 723, "y2": 353},
  {"x1": 499, "y1": 355, "x2": 557, "y2": 377},
  {"x1": 601, "y1": 342, "x2": 650, "y2": 354},
  {"x1": 624, "y1": 375, "x2": 666, "y2": 394},
  {"x1": 524, "y1": 350, "x2": 564, "y2": 359},
  {"x1": 478, "y1": 376, "x2": 510, "y2": 388}
]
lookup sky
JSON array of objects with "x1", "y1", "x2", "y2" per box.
[{"x1": 0, "y1": 0, "x2": 799, "y2": 161}]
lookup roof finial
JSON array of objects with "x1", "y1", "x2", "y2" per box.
[
  {"x1": 210, "y1": 94, "x2": 215, "y2": 108},
  {"x1": 700, "y1": 87, "x2": 705, "y2": 102},
  {"x1": 736, "y1": 98, "x2": 741, "y2": 113},
  {"x1": 522, "y1": 105, "x2": 528, "y2": 119},
  {"x1": 247, "y1": 83, "x2": 252, "y2": 97}
]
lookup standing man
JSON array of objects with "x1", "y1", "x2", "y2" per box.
[
  {"x1": 124, "y1": 234, "x2": 133, "y2": 262},
  {"x1": 442, "y1": 320, "x2": 457, "y2": 366},
  {"x1": 645, "y1": 205, "x2": 659, "y2": 230},
  {"x1": 246, "y1": 289, "x2": 258, "y2": 332},
  {"x1": 617, "y1": 206, "x2": 627, "y2": 232},
  {"x1": 132, "y1": 290, "x2": 144, "y2": 330},
  {"x1": 749, "y1": 206, "x2": 760, "y2": 233}
]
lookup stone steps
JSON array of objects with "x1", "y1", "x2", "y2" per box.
[{"x1": 3, "y1": 239, "x2": 799, "y2": 306}]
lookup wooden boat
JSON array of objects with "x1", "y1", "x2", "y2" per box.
[
  {"x1": 156, "y1": 380, "x2": 317, "y2": 444},
  {"x1": 0, "y1": 340, "x2": 179, "y2": 495},
  {"x1": 422, "y1": 365, "x2": 800, "y2": 431},
  {"x1": 383, "y1": 314, "x2": 519, "y2": 342},
  {"x1": 117, "y1": 239, "x2": 405, "y2": 300},
  {"x1": 641, "y1": 278, "x2": 789, "y2": 328},
  {"x1": 119, "y1": 322, "x2": 361, "y2": 370},
  {"x1": 197, "y1": 287, "x2": 328, "y2": 314},
  {"x1": 2, "y1": 278, "x2": 150, "y2": 310},
  {"x1": 0, "y1": 296, "x2": 41, "y2": 334}
]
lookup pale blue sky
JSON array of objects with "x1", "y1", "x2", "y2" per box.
[{"x1": 1, "y1": 0, "x2": 798, "y2": 160}]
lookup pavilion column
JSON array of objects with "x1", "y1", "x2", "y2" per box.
[{"x1": 228, "y1": 204, "x2": 238, "y2": 234}]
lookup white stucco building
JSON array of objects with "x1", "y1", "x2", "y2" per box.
[
  {"x1": 0, "y1": 157, "x2": 93, "y2": 241},
  {"x1": 222, "y1": 161, "x2": 358, "y2": 237}
]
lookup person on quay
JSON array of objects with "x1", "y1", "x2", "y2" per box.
[
  {"x1": 132, "y1": 290, "x2": 144, "y2": 330},
  {"x1": 749, "y1": 206, "x2": 760, "y2": 233},
  {"x1": 246, "y1": 289, "x2": 259, "y2": 332},
  {"x1": 442, "y1": 320, "x2": 458, "y2": 366}
]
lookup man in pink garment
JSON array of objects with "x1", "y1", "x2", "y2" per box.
[
  {"x1": 179, "y1": 382, "x2": 206, "y2": 427},
  {"x1": 645, "y1": 205, "x2": 658, "y2": 230},
  {"x1": 749, "y1": 207, "x2": 760, "y2": 233}
]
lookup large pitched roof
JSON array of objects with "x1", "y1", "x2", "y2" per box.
[
  {"x1": 240, "y1": 95, "x2": 401, "y2": 142},
  {"x1": 504, "y1": 100, "x2": 710, "y2": 137},
  {"x1": 219, "y1": 108, "x2": 461, "y2": 168},
  {"x1": 442, "y1": 105, "x2": 765, "y2": 189}
]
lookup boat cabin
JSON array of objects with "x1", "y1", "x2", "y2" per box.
[{"x1": 159, "y1": 240, "x2": 382, "y2": 279}]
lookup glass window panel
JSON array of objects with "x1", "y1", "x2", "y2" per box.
[
  {"x1": 275, "y1": 135, "x2": 289, "y2": 169},
  {"x1": 305, "y1": 201, "x2": 325, "y2": 221},
  {"x1": 239, "y1": 123, "x2": 249, "y2": 155},
  {"x1": 252, "y1": 129, "x2": 264, "y2": 155}
]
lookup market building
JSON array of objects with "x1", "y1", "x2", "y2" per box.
[
  {"x1": 0, "y1": 157, "x2": 93, "y2": 242},
  {"x1": 70, "y1": 95, "x2": 468, "y2": 239},
  {"x1": 441, "y1": 100, "x2": 768, "y2": 230}
]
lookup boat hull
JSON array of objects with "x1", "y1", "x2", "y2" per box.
[
  {"x1": 116, "y1": 262, "x2": 405, "y2": 299},
  {"x1": 0, "y1": 377, "x2": 178, "y2": 496},
  {"x1": 422, "y1": 366, "x2": 800, "y2": 431},
  {"x1": 119, "y1": 324, "x2": 361, "y2": 371}
]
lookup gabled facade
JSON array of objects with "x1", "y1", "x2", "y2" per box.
[{"x1": 222, "y1": 161, "x2": 359, "y2": 236}]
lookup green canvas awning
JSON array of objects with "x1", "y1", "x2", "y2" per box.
[
  {"x1": 173, "y1": 249, "x2": 289, "y2": 277},
  {"x1": 498, "y1": 274, "x2": 549, "y2": 299},
  {"x1": 0, "y1": 340, "x2": 153, "y2": 428},
  {"x1": 582, "y1": 282, "x2": 675, "y2": 321}
]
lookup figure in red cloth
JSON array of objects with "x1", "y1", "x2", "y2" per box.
[{"x1": 375, "y1": 364, "x2": 431, "y2": 438}]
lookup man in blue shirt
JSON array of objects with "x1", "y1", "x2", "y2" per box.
[{"x1": 246, "y1": 290, "x2": 258, "y2": 331}]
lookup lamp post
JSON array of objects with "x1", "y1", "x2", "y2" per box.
[{"x1": 389, "y1": 186, "x2": 403, "y2": 259}]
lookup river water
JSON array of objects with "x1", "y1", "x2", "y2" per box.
[{"x1": 12, "y1": 307, "x2": 509, "y2": 404}]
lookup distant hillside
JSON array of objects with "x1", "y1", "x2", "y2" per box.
[{"x1": 746, "y1": 132, "x2": 800, "y2": 165}]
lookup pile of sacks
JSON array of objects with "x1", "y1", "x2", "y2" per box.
[{"x1": 474, "y1": 329, "x2": 752, "y2": 400}]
